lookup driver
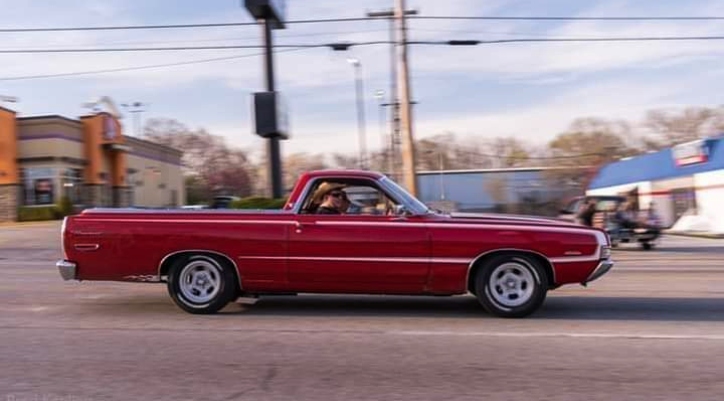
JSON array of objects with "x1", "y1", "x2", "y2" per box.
[{"x1": 311, "y1": 182, "x2": 347, "y2": 214}]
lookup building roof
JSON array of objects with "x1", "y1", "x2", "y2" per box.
[{"x1": 589, "y1": 136, "x2": 724, "y2": 190}]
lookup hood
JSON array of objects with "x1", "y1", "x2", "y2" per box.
[{"x1": 447, "y1": 212, "x2": 583, "y2": 227}]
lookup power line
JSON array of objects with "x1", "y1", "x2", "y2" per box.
[
  {"x1": 52, "y1": 28, "x2": 389, "y2": 48},
  {"x1": 1, "y1": 15, "x2": 722, "y2": 33},
  {"x1": 411, "y1": 15, "x2": 724, "y2": 21},
  {"x1": 0, "y1": 47, "x2": 313, "y2": 82},
  {"x1": 2, "y1": 35, "x2": 724, "y2": 54},
  {"x1": 409, "y1": 36, "x2": 724, "y2": 45},
  {"x1": 0, "y1": 44, "x2": 327, "y2": 54},
  {"x1": 0, "y1": 17, "x2": 382, "y2": 33}
]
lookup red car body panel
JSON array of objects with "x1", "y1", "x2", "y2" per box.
[{"x1": 61, "y1": 170, "x2": 611, "y2": 296}]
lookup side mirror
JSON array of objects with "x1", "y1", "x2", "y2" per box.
[{"x1": 393, "y1": 204, "x2": 409, "y2": 216}]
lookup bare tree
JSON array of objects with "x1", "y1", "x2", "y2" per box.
[
  {"x1": 487, "y1": 137, "x2": 530, "y2": 168},
  {"x1": 284, "y1": 152, "x2": 328, "y2": 189},
  {"x1": 643, "y1": 106, "x2": 724, "y2": 150},
  {"x1": 543, "y1": 117, "x2": 638, "y2": 193},
  {"x1": 144, "y1": 118, "x2": 253, "y2": 200}
]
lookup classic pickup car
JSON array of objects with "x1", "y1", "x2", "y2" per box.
[{"x1": 56, "y1": 170, "x2": 613, "y2": 318}]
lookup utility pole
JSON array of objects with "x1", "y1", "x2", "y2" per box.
[
  {"x1": 395, "y1": 0, "x2": 418, "y2": 196},
  {"x1": 366, "y1": 7, "x2": 417, "y2": 183}
]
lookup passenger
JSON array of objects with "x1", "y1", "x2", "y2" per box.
[
  {"x1": 310, "y1": 182, "x2": 347, "y2": 215},
  {"x1": 577, "y1": 199, "x2": 597, "y2": 227},
  {"x1": 645, "y1": 202, "x2": 661, "y2": 228},
  {"x1": 614, "y1": 201, "x2": 637, "y2": 229}
]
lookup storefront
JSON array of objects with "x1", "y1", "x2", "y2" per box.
[
  {"x1": 0, "y1": 104, "x2": 184, "y2": 222},
  {"x1": 587, "y1": 137, "x2": 724, "y2": 233}
]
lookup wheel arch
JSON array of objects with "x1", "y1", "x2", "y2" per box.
[
  {"x1": 466, "y1": 248, "x2": 556, "y2": 294},
  {"x1": 158, "y1": 250, "x2": 242, "y2": 291}
]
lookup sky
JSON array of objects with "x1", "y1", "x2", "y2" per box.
[{"x1": 1, "y1": 0, "x2": 724, "y2": 163}]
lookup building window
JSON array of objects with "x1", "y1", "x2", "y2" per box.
[
  {"x1": 61, "y1": 168, "x2": 83, "y2": 205},
  {"x1": 671, "y1": 187, "x2": 697, "y2": 221},
  {"x1": 22, "y1": 167, "x2": 56, "y2": 206}
]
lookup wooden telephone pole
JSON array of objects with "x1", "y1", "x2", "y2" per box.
[{"x1": 395, "y1": 0, "x2": 418, "y2": 196}]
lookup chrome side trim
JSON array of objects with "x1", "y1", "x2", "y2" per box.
[
  {"x1": 465, "y1": 248, "x2": 557, "y2": 290},
  {"x1": 82, "y1": 219, "x2": 295, "y2": 225},
  {"x1": 157, "y1": 250, "x2": 242, "y2": 288},
  {"x1": 236, "y1": 256, "x2": 470, "y2": 264},
  {"x1": 584, "y1": 260, "x2": 614, "y2": 284},
  {"x1": 56, "y1": 260, "x2": 77, "y2": 281}
]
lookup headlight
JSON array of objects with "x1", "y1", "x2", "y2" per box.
[{"x1": 600, "y1": 245, "x2": 611, "y2": 260}]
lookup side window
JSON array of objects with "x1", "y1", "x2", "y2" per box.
[
  {"x1": 298, "y1": 179, "x2": 399, "y2": 215},
  {"x1": 344, "y1": 185, "x2": 395, "y2": 215},
  {"x1": 564, "y1": 199, "x2": 582, "y2": 214}
]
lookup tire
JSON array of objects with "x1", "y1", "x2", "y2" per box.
[
  {"x1": 167, "y1": 254, "x2": 237, "y2": 314},
  {"x1": 474, "y1": 254, "x2": 548, "y2": 318},
  {"x1": 641, "y1": 242, "x2": 653, "y2": 250}
]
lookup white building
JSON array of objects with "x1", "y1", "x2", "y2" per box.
[{"x1": 587, "y1": 137, "x2": 724, "y2": 234}]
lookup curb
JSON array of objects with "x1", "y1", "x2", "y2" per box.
[
  {"x1": 663, "y1": 231, "x2": 724, "y2": 239},
  {"x1": 0, "y1": 220, "x2": 62, "y2": 228}
]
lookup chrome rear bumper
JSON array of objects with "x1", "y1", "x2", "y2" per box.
[
  {"x1": 56, "y1": 260, "x2": 77, "y2": 281},
  {"x1": 584, "y1": 259, "x2": 614, "y2": 285}
]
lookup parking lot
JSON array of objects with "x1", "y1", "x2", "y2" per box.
[{"x1": 1, "y1": 222, "x2": 723, "y2": 401}]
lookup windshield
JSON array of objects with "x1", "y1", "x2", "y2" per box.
[{"x1": 379, "y1": 176, "x2": 431, "y2": 215}]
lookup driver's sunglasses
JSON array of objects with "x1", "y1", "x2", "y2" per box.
[{"x1": 329, "y1": 191, "x2": 345, "y2": 199}]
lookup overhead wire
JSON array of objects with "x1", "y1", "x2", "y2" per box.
[
  {"x1": 0, "y1": 15, "x2": 722, "y2": 33},
  {"x1": 1, "y1": 35, "x2": 724, "y2": 54},
  {"x1": 0, "y1": 47, "x2": 314, "y2": 81}
]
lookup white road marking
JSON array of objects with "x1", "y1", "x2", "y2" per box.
[{"x1": 391, "y1": 330, "x2": 724, "y2": 341}]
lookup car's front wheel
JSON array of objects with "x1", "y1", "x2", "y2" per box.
[
  {"x1": 167, "y1": 254, "x2": 237, "y2": 314},
  {"x1": 474, "y1": 254, "x2": 548, "y2": 318}
]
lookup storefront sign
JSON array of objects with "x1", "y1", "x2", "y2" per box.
[
  {"x1": 103, "y1": 114, "x2": 118, "y2": 142},
  {"x1": 672, "y1": 139, "x2": 709, "y2": 166}
]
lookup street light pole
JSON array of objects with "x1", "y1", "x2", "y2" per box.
[
  {"x1": 374, "y1": 90, "x2": 387, "y2": 175},
  {"x1": 347, "y1": 58, "x2": 367, "y2": 170}
]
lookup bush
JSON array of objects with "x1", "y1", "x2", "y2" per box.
[
  {"x1": 17, "y1": 206, "x2": 60, "y2": 222},
  {"x1": 56, "y1": 196, "x2": 74, "y2": 217},
  {"x1": 229, "y1": 197, "x2": 287, "y2": 210}
]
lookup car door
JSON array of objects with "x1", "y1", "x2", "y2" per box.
[{"x1": 286, "y1": 205, "x2": 431, "y2": 294}]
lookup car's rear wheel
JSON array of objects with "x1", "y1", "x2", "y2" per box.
[
  {"x1": 167, "y1": 254, "x2": 237, "y2": 314},
  {"x1": 474, "y1": 254, "x2": 548, "y2": 318}
]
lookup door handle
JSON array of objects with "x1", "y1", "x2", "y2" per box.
[{"x1": 294, "y1": 221, "x2": 314, "y2": 233}]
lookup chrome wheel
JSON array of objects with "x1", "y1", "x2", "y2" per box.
[
  {"x1": 178, "y1": 258, "x2": 222, "y2": 305},
  {"x1": 488, "y1": 261, "x2": 535, "y2": 308},
  {"x1": 474, "y1": 254, "x2": 548, "y2": 318},
  {"x1": 167, "y1": 253, "x2": 237, "y2": 314}
]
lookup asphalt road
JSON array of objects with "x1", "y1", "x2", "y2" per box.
[{"x1": 0, "y1": 222, "x2": 723, "y2": 401}]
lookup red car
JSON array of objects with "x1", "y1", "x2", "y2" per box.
[{"x1": 56, "y1": 170, "x2": 613, "y2": 318}]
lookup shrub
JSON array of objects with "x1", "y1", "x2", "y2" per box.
[
  {"x1": 229, "y1": 197, "x2": 287, "y2": 210},
  {"x1": 56, "y1": 196, "x2": 74, "y2": 217},
  {"x1": 17, "y1": 206, "x2": 60, "y2": 222}
]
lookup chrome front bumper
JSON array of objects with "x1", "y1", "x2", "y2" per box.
[
  {"x1": 584, "y1": 259, "x2": 614, "y2": 285},
  {"x1": 56, "y1": 260, "x2": 77, "y2": 281}
]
